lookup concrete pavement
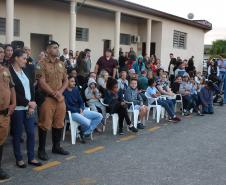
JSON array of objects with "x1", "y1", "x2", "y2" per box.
[{"x1": 2, "y1": 105, "x2": 226, "y2": 185}]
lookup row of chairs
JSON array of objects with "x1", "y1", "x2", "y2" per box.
[
  {"x1": 145, "y1": 92, "x2": 184, "y2": 123},
  {"x1": 63, "y1": 94, "x2": 183, "y2": 144}
]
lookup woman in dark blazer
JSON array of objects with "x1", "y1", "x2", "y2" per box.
[{"x1": 9, "y1": 49, "x2": 41, "y2": 168}]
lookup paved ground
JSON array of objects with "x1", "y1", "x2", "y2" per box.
[{"x1": 1, "y1": 105, "x2": 226, "y2": 185}]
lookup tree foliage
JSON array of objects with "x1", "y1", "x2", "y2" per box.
[{"x1": 209, "y1": 40, "x2": 226, "y2": 58}]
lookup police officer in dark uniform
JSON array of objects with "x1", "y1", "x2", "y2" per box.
[
  {"x1": 0, "y1": 49, "x2": 16, "y2": 180},
  {"x1": 36, "y1": 41, "x2": 69, "y2": 161}
]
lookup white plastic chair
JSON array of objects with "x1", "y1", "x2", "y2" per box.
[
  {"x1": 63, "y1": 111, "x2": 79, "y2": 145},
  {"x1": 125, "y1": 101, "x2": 139, "y2": 128},
  {"x1": 63, "y1": 111, "x2": 93, "y2": 144},
  {"x1": 145, "y1": 92, "x2": 162, "y2": 123},
  {"x1": 100, "y1": 99, "x2": 119, "y2": 135},
  {"x1": 175, "y1": 94, "x2": 184, "y2": 115}
]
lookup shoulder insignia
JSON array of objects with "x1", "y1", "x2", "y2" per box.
[
  {"x1": 59, "y1": 63, "x2": 63, "y2": 68},
  {"x1": 3, "y1": 71, "x2": 9, "y2": 77}
]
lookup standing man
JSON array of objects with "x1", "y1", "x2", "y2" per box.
[
  {"x1": 84, "y1": 48, "x2": 92, "y2": 77},
  {"x1": 60, "y1": 48, "x2": 69, "y2": 64},
  {"x1": 0, "y1": 46, "x2": 16, "y2": 180},
  {"x1": 95, "y1": 49, "x2": 117, "y2": 79},
  {"x1": 24, "y1": 46, "x2": 36, "y2": 65},
  {"x1": 36, "y1": 41, "x2": 69, "y2": 161},
  {"x1": 218, "y1": 56, "x2": 225, "y2": 92}
]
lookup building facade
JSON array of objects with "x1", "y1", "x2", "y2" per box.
[{"x1": 0, "y1": 0, "x2": 212, "y2": 70}]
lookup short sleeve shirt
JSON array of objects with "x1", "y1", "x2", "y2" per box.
[
  {"x1": 147, "y1": 87, "x2": 157, "y2": 96},
  {"x1": 0, "y1": 66, "x2": 14, "y2": 110},
  {"x1": 96, "y1": 56, "x2": 117, "y2": 77},
  {"x1": 146, "y1": 87, "x2": 157, "y2": 105},
  {"x1": 36, "y1": 57, "x2": 67, "y2": 91},
  {"x1": 157, "y1": 80, "x2": 169, "y2": 92}
]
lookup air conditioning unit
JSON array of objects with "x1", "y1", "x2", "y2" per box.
[{"x1": 130, "y1": 35, "x2": 140, "y2": 43}]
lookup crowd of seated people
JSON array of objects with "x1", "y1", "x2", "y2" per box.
[{"x1": 0, "y1": 41, "x2": 221, "y2": 181}]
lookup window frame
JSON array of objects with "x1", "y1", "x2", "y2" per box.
[{"x1": 173, "y1": 30, "x2": 187, "y2": 49}]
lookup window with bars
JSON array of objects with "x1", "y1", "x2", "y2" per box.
[
  {"x1": 76, "y1": 27, "x2": 89, "y2": 42},
  {"x1": 0, "y1": 17, "x2": 20, "y2": 36},
  {"x1": 120, "y1": 33, "x2": 131, "y2": 45},
  {"x1": 173, "y1": 30, "x2": 187, "y2": 49}
]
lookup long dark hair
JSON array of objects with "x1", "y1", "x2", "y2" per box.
[
  {"x1": 76, "y1": 51, "x2": 86, "y2": 67},
  {"x1": 106, "y1": 77, "x2": 118, "y2": 90},
  {"x1": 12, "y1": 49, "x2": 25, "y2": 63},
  {"x1": 168, "y1": 58, "x2": 177, "y2": 72}
]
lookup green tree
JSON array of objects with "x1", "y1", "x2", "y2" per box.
[{"x1": 209, "y1": 40, "x2": 226, "y2": 58}]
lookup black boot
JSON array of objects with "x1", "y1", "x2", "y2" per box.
[
  {"x1": 0, "y1": 145, "x2": 10, "y2": 181},
  {"x1": 52, "y1": 128, "x2": 69, "y2": 155},
  {"x1": 38, "y1": 128, "x2": 49, "y2": 161}
]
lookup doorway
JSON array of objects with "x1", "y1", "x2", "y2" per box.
[
  {"x1": 30, "y1": 33, "x2": 52, "y2": 61},
  {"x1": 103, "y1": 40, "x2": 111, "y2": 55},
  {"x1": 142, "y1": 42, "x2": 156, "y2": 56}
]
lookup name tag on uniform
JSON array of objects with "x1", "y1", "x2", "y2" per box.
[{"x1": 59, "y1": 63, "x2": 63, "y2": 68}]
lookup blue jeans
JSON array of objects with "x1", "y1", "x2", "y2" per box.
[
  {"x1": 202, "y1": 104, "x2": 213, "y2": 113},
  {"x1": 157, "y1": 99, "x2": 175, "y2": 118},
  {"x1": 71, "y1": 110, "x2": 103, "y2": 135},
  {"x1": 219, "y1": 72, "x2": 225, "y2": 91},
  {"x1": 11, "y1": 110, "x2": 36, "y2": 161}
]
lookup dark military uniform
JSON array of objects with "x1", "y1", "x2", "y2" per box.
[
  {"x1": 36, "y1": 40, "x2": 69, "y2": 161},
  {"x1": 0, "y1": 65, "x2": 15, "y2": 180}
]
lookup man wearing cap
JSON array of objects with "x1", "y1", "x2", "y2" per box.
[
  {"x1": 0, "y1": 46, "x2": 16, "y2": 180},
  {"x1": 95, "y1": 49, "x2": 117, "y2": 79},
  {"x1": 36, "y1": 40, "x2": 69, "y2": 161}
]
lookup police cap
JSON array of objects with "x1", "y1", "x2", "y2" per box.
[{"x1": 46, "y1": 40, "x2": 59, "y2": 48}]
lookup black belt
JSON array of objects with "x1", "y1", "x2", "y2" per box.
[
  {"x1": 47, "y1": 95, "x2": 55, "y2": 99},
  {"x1": 0, "y1": 109, "x2": 8, "y2": 116}
]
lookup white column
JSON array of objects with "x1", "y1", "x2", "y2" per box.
[
  {"x1": 114, "y1": 11, "x2": 121, "y2": 59},
  {"x1": 146, "y1": 18, "x2": 152, "y2": 57},
  {"x1": 6, "y1": 0, "x2": 14, "y2": 44},
  {"x1": 69, "y1": 0, "x2": 76, "y2": 52}
]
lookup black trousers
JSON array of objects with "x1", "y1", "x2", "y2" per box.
[{"x1": 115, "y1": 105, "x2": 131, "y2": 130}]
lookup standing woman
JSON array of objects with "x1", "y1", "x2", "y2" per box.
[
  {"x1": 9, "y1": 49, "x2": 42, "y2": 168},
  {"x1": 168, "y1": 58, "x2": 177, "y2": 85}
]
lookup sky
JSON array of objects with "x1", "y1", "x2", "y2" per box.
[{"x1": 127, "y1": 0, "x2": 226, "y2": 45}]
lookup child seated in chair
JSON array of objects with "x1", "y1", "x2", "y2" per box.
[
  {"x1": 63, "y1": 76, "x2": 103, "y2": 141},
  {"x1": 146, "y1": 78, "x2": 181, "y2": 123},
  {"x1": 104, "y1": 77, "x2": 138, "y2": 135},
  {"x1": 85, "y1": 78, "x2": 106, "y2": 119},
  {"x1": 124, "y1": 78, "x2": 148, "y2": 129}
]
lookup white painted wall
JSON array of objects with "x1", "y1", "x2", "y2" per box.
[
  {"x1": 0, "y1": 0, "x2": 206, "y2": 71},
  {"x1": 0, "y1": 0, "x2": 70, "y2": 47},
  {"x1": 161, "y1": 20, "x2": 205, "y2": 71},
  {"x1": 151, "y1": 21, "x2": 162, "y2": 60}
]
